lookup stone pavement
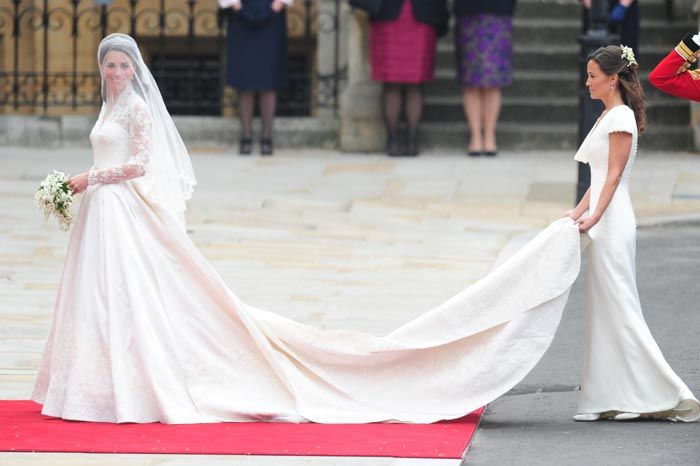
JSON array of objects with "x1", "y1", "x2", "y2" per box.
[{"x1": 1, "y1": 146, "x2": 699, "y2": 465}]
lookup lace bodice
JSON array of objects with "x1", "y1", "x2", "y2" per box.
[{"x1": 88, "y1": 88, "x2": 152, "y2": 186}]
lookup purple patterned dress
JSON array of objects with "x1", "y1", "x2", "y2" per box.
[{"x1": 454, "y1": 13, "x2": 513, "y2": 88}]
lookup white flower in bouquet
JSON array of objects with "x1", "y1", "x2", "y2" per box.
[{"x1": 35, "y1": 171, "x2": 75, "y2": 231}]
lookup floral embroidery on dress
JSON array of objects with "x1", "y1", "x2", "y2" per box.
[{"x1": 88, "y1": 89, "x2": 152, "y2": 186}]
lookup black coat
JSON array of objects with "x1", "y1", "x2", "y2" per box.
[
  {"x1": 454, "y1": 0, "x2": 516, "y2": 17},
  {"x1": 225, "y1": 0, "x2": 288, "y2": 90},
  {"x1": 582, "y1": 0, "x2": 639, "y2": 58},
  {"x1": 370, "y1": 0, "x2": 449, "y2": 37}
]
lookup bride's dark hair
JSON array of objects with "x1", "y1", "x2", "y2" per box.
[{"x1": 588, "y1": 45, "x2": 646, "y2": 134}]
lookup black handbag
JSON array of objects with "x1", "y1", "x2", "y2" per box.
[{"x1": 348, "y1": 0, "x2": 385, "y2": 15}]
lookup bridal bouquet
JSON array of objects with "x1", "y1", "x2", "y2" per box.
[{"x1": 35, "y1": 171, "x2": 75, "y2": 231}]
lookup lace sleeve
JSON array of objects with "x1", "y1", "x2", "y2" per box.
[{"x1": 88, "y1": 100, "x2": 152, "y2": 186}]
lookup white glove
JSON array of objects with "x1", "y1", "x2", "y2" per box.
[
  {"x1": 218, "y1": 0, "x2": 240, "y2": 8},
  {"x1": 693, "y1": 32, "x2": 700, "y2": 47}
]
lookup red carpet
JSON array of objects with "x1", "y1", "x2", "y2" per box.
[{"x1": 0, "y1": 401, "x2": 483, "y2": 458}]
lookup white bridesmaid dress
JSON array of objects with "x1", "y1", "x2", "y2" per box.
[{"x1": 574, "y1": 104, "x2": 698, "y2": 420}]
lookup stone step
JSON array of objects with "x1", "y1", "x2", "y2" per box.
[
  {"x1": 418, "y1": 121, "x2": 693, "y2": 151},
  {"x1": 508, "y1": 19, "x2": 693, "y2": 47},
  {"x1": 426, "y1": 69, "x2": 681, "y2": 100},
  {"x1": 175, "y1": 115, "x2": 341, "y2": 149},
  {"x1": 2, "y1": 113, "x2": 690, "y2": 152},
  {"x1": 436, "y1": 43, "x2": 579, "y2": 71},
  {"x1": 437, "y1": 43, "x2": 681, "y2": 73},
  {"x1": 0, "y1": 115, "x2": 340, "y2": 149},
  {"x1": 175, "y1": 115, "x2": 692, "y2": 152},
  {"x1": 425, "y1": 69, "x2": 578, "y2": 98},
  {"x1": 421, "y1": 96, "x2": 690, "y2": 125},
  {"x1": 514, "y1": 0, "x2": 679, "y2": 20},
  {"x1": 419, "y1": 121, "x2": 577, "y2": 150},
  {"x1": 514, "y1": 0, "x2": 584, "y2": 20},
  {"x1": 440, "y1": 0, "x2": 690, "y2": 21}
]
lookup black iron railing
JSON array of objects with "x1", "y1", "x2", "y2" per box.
[{"x1": 0, "y1": 0, "x2": 345, "y2": 116}]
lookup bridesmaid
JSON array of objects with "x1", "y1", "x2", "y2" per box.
[
  {"x1": 453, "y1": 0, "x2": 516, "y2": 157},
  {"x1": 368, "y1": 0, "x2": 449, "y2": 156},
  {"x1": 567, "y1": 45, "x2": 698, "y2": 422},
  {"x1": 219, "y1": 0, "x2": 292, "y2": 156}
]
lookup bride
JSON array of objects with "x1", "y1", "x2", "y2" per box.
[{"x1": 32, "y1": 34, "x2": 699, "y2": 424}]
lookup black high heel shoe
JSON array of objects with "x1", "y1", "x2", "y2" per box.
[
  {"x1": 239, "y1": 137, "x2": 253, "y2": 155},
  {"x1": 386, "y1": 135, "x2": 402, "y2": 157},
  {"x1": 261, "y1": 138, "x2": 274, "y2": 156},
  {"x1": 403, "y1": 132, "x2": 420, "y2": 156}
]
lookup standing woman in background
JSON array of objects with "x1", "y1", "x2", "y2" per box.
[
  {"x1": 219, "y1": 0, "x2": 292, "y2": 156},
  {"x1": 454, "y1": 0, "x2": 516, "y2": 157},
  {"x1": 581, "y1": 0, "x2": 640, "y2": 59},
  {"x1": 369, "y1": 0, "x2": 449, "y2": 156}
]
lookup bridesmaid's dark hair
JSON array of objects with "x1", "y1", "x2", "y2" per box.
[{"x1": 588, "y1": 45, "x2": 646, "y2": 134}]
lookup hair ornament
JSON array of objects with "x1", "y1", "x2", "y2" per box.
[{"x1": 620, "y1": 45, "x2": 637, "y2": 67}]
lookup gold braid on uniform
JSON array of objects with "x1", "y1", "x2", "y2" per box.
[{"x1": 674, "y1": 33, "x2": 700, "y2": 75}]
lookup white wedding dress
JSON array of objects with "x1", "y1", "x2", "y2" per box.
[
  {"x1": 574, "y1": 105, "x2": 699, "y2": 420},
  {"x1": 31, "y1": 87, "x2": 699, "y2": 424}
]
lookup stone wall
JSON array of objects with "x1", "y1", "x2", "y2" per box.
[{"x1": 338, "y1": 10, "x2": 382, "y2": 152}]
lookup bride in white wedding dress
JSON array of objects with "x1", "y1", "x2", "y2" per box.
[{"x1": 31, "y1": 34, "x2": 699, "y2": 424}]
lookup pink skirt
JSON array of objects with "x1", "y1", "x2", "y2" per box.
[{"x1": 369, "y1": 1, "x2": 437, "y2": 83}]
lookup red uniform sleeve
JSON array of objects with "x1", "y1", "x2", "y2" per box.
[
  {"x1": 649, "y1": 51, "x2": 700, "y2": 102},
  {"x1": 649, "y1": 35, "x2": 700, "y2": 102}
]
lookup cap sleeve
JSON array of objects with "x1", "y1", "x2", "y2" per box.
[{"x1": 606, "y1": 106, "x2": 637, "y2": 135}]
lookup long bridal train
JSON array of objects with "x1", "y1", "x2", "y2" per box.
[
  {"x1": 31, "y1": 184, "x2": 700, "y2": 424},
  {"x1": 32, "y1": 174, "x2": 587, "y2": 424}
]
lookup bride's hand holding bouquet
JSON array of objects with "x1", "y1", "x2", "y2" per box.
[
  {"x1": 35, "y1": 170, "x2": 78, "y2": 231},
  {"x1": 68, "y1": 172, "x2": 89, "y2": 195}
]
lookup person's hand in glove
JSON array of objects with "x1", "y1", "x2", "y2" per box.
[{"x1": 610, "y1": 0, "x2": 634, "y2": 23}]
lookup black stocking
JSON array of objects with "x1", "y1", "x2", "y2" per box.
[
  {"x1": 259, "y1": 90, "x2": 277, "y2": 140},
  {"x1": 405, "y1": 84, "x2": 423, "y2": 149},
  {"x1": 383, "y1": 83, "x2": 402, "y2": 146},
  {"x1": 238, "y1": 91, "x2": 255, "y2": 139}
]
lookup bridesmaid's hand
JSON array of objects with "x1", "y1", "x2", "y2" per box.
[
  {"x1": 233, "y1": 3, "x2": 242, "y2": 11},
  {"x1": 68, "y1": 172, "x2": 89, "y2": 195},
  {"x1": 564, "y1": 209, "x2": 583, "y2": 222},
  {"x1": 576, "y1": 213, "x2": 600, "y2": 233},
  {"x1": 271, "y1": 0, "x2": 285, "y2": 12}
]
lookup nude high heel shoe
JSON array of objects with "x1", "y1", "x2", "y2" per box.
[
  {"x1": 613, "y1": 412, "x2": 641, "y2": 421},
  {"x1": 573, "y1": 413, "x2": 601, "y2": 421}
]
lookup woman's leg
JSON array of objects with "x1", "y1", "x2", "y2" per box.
[
  {"x1": 404, "y1": 84, "x2": 423, "y2": 156},
  {"x1": 383, "y1": 83, "x2": 403, "y2": 156},
  {"x1": 259, "y1": 89, "x2": 277, "y2": 155},
  {"x1": 462, "y1": 86, "x2": 483, "y2": 154},
  {"x1": 238, "y1": 90, "x2": 255, "y2": 155},
  {"x1": 482, "y1": 87, "x2": 502, "y2": 154}
]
